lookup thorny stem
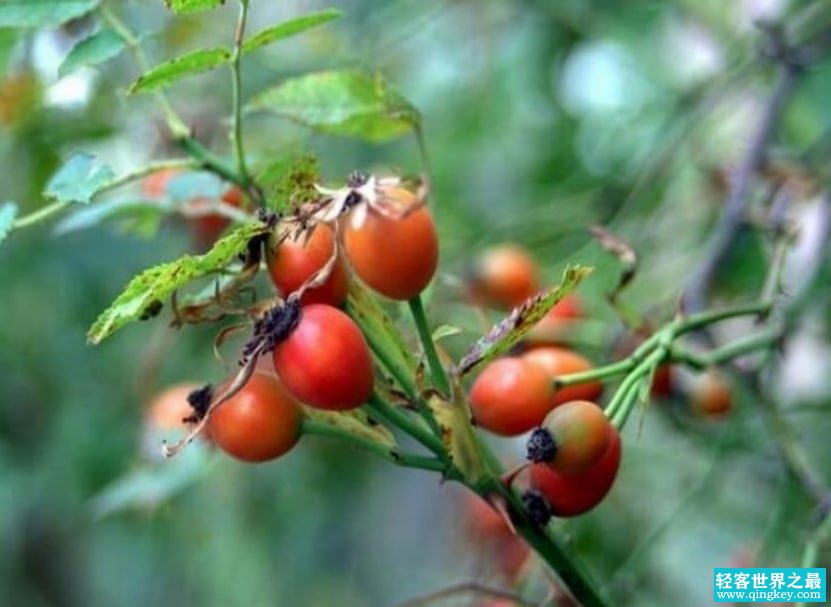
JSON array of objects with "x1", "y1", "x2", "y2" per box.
[
  {"x1": 230, "y1": 0, "x2": 252, "y2": 183},
  {"x1": 408, "y1": 295, "x2": 452, "y2": 396},
  {"x1": 301, "y1": 418, "x2": 446, "y2": 473}
]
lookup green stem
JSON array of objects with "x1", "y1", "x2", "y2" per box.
[
  {"x1": 795, "y1": 513, "x2": 831, "y2": 607},
  {"x1": 230, "y1": 0, "x2": 251, "y2": 182},
  {"x1": 554, "y1": 357, "x2": 634, "y2": 388},
  {"x1": 357, "y1": 329, "x2": 416, "y2": 397},
  {"x1": 176, "y1": 136, "x2": 250, "y2": 192},
  {"x1": 608, "y1": 349, "x2": 666, "y2": 427},
  {"x1": 101, "y1": 4, "x2": 188, "y2": 137},
  {"x1": 12, "y1": 201, "x2": 67, "y2": 229},
  {"x1": 671, "y1": 329, "x2": 782, "y2": 369},
  {"x1": 10, "y1": 159, "x2": 200, "y2": 232},
  {"x1": 674, "y1": 302, "x2": 771, "y2": 335},
  {"x1": 104, "y1": 3, "x2": 257, "y2": 201},
  {"x1": 101, "y1": 158, "x2": 199, "y2": 195},
  {"x1": 408, "y1": 295, "x2": 451, "y2": 396},
  {"x1": 301, "y1": 418, "x2": 446, "y2": 473},
  {"x1": 365, "y1": 392, "x2": 448, "y2": 462},
  {"x1": 475, "y1": 478, "x2": 610, "y2": 607}
]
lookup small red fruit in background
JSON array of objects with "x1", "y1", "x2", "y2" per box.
[
  {"x1": 690, "y1": 369, "x2": 732, "y2": 416},
  {"x1": 272, "y1": 304, "x2": 374, "y2": 410},
  {"x1": 145, "y1": 382, "x2": 202, "y2": 432},
  {"x1": 208, "y1": 372, "x2": 303, "y2": 463},
  {"x1": 267, "y1": 224, "x2": 349, "y2": 307},
  {"x1": 191, "y1": 186, "x2": 243, "y2": 249},
  {"x1": 343, "y1": 187, "x2": 439, "y2": 300},
  {"x1": 142, "y1": 168, "x2": 181, "y2": 199},
  {"x1": 521, "y1": 346, "x2": 603, "y2": 406},
  {"x1": 470, "y1": 357, "x2": 554, "y2": 436},
  {"x1": 467, "y1": 244, "x2": 539, "y2": 309},
  {"x1": 462, "y1": 493, "x2": 530, "y2": 583},
  {"x1": 530, "y1": 428, "x2": 622, "y2": 517}
]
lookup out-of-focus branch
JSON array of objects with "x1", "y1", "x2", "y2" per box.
[{"x1": 683, "y1": 28, "x2": 803, "y2": 313}]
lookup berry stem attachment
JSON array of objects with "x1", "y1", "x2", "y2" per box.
[{"x1": 408, "y1": 295, "x2": 451, "y2": 396}]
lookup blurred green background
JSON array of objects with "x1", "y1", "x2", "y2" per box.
[{"x1": 2, "y1": 1, "x2": 831, "y2": 606}]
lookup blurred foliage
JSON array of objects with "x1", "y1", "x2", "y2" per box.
[{"x1": 2, "y1": 1, "x2": 831, "y2": 606}]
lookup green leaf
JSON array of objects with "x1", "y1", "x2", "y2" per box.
[
  {"x1": 0, "y1": 201, "x2": 17, "y2": 246},
  {"x1": 255, "y1": 152, "x2": 319, "y2": 212},
  {"x1": 0, "y1": 0, "x2": 98, "y2": 28},
  {"x1": 128, "y1": 47, "x2": 230, "y2": 94},
  {"x1": 58, "y1": 29, "x2": 124, "y2": 78},
  {"x1": 426, "y1": 387, "x2": 485, "y2": 483},
  {"x1": 242, "y1": 9, "x2": 342, "y2": 55},
  {"x1": 90, "y1": 447, "x2": 212, "y2": 519},
  {"x1": 165, "y1": 0, "x2": 223, "y2": 14},
  {"x1": 304, "y1": 408, "x2": 397, "y2": 450},
  {"x1": 87, "y1": 220, "x2": 270, "y2": 344},
  {"x1": 432, "y1": 324, "x2": 462, "y2": 342},
  {"x1": 455, "y1": 265, "x2": 593, "y2": 377},
  {"x1": 346, "y1": 280, "x2": 417, "y2": 388},
  {"x1": 247, "y1": 70, "x2": 420, "y2": 142},
  {"x1": 44, "y1": 152, "x2": 115, "y2": 204}
]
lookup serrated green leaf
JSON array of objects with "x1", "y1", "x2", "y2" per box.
[
  {"x1": 247, "y1": 70, "x2": 419, "y2": 142},
  {"x1": 87, "y1": 220, "x2": 270, "y2": 344},
  {"x1": 0, "y1": 201, "x2": 17, "y2": 246},
  {"x1": 455, "y1": 265, "x2": 593, "y2": 376},
  {"x1": 304, "y1": 408, "x2": 397, "y2": 450},
  {"x1": 44, "y1": 152, "x2": 115, "y2": 204},
  {"x1": 0, "y1": 0, "x2": 98, "y2": 28},
  {"x1": 165, "y1": 0, "x2": 223, "y2": 14},
  {"x1": 242, "y1": 9, "x2": 342, "y2": 55},
  {"x1": 255, "y1": 153, "x2": 319, "y2": 212},
  {"x1": 58, "y1": 29, "x2": 124, "y2": 78},
  {"x1": 128, "y1": 47, "x2": 230, "y2": 94}
]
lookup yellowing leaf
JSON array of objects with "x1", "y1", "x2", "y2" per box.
[{"x1": 455, "y1": 265, "x2": 593, "y2": 376}]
